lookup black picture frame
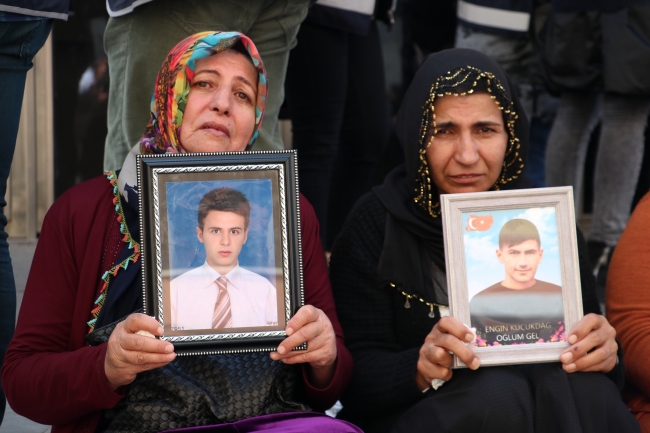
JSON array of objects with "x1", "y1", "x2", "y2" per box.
[{"x1": 137, "y1": 150, "x2": 305, "y2": 356}]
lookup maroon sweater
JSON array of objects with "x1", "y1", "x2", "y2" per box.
[{"x1": 2, "y1": 175, "x2": 352, "y2": 433}]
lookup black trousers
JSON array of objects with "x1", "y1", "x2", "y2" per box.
[
  {"x1": 285, "y1": 20, "x2": 389, "y2": 249},
  {"x1": 390, "y1": 364, "x2": 639, "y2": 433}
]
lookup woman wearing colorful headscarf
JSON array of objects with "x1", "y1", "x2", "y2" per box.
[
  {"x1": 329, "y1": 49, "x2": 638, "y2": 433},
  {"x1": 2, "y1": 32, "x2": 358, "y2": 433}
]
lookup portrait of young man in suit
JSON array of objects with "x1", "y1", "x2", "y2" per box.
[{"x1": 170, "y1": 187, "x2": 278, "y2": 331}]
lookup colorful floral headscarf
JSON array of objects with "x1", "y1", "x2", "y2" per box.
[{"x1": 139, "y1": 31, "x2": 268, "y2": 154}]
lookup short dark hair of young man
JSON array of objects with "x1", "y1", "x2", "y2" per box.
[{"x1": 496, "y1": 218, "x2": 543, "y2": 290}]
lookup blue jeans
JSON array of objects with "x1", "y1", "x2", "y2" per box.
[
  {"x1": 524, "y1": 117, "x2": 553, "y2": 188},
  {"x1": 0, "y1": 18, "x2": 52, "y2": 425}
]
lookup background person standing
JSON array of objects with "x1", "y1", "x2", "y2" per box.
[
  {"x1": 542, "y1": 0, "x2": 650, "y2": 285},
  {"x1": 285, "y1": 0, "x2": 393, "y2": 250},
  {"x1": 0, "y1": 0, "x2": 69, "y2": 426},
  {"x1": 102, "y1": 0, "x2": 311, "y2": 172}
]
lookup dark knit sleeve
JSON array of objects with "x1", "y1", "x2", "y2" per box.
[
  {"x1": 576, "y1": 227, "x2": 601, "y2": 315},
  {"x1": 330, "y1": 193, "x2": 424, "y2": 419},
  {"x1": 576, "y1": 227, "x2": 625, "y2": 388}
]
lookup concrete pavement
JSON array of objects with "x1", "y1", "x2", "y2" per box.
[{"x1": 1, "y1": 239, "x2": 51, "y2": 433}]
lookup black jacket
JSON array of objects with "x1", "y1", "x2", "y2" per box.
[
  {"x1": 106, "y1": 0, "x2": 153, "y2": 17},
  {"x1": 552, "y1": 0, "x2": 648, "y2": 13},
  {"x1": 0, "y1": 0, "x2": 69, "y2": 20},
  {"x1": 457, "y1": 0, "x2": 534, "y2": 36},
  {"x1": 306, "y1": 0, "x2": 395, "y2": 35},
  {"x1": 540, "y1": 3, "x2": 650, "y2": 95}
]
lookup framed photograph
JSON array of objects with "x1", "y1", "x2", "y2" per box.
[
  {"x1": 440, "y1": 187, "x2": 583, "y2": 368},
  {"x1": 137, "y1": 150, "x2": 305, "y2": 356}
]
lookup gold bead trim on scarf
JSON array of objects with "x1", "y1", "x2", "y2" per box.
[
  {"x1": 413, "y1": 66, "x2": 524, "y2": 219},
  {"x1": 390, "y1": 283, "x2": 444, "y2": 318}
]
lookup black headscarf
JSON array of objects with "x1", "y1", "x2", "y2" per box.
[{"x1": 373, "y1": 48, "x2": 530, "y2": 306}]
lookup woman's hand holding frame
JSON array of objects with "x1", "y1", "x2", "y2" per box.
[{"x1": 416, "y1": 316, "x2": 481, "y2": 390}]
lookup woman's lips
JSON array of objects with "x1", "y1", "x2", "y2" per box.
[
  {"x1": 449, "y1": 174, "x2": 483, "y2": 184},
  {"x1": 201, "y1": 122, "x2": 230, "y2": 137}
]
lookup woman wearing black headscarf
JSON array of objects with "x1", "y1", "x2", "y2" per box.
[{"x1": 329, "y1": 49, "x2": 639, "y2": 433}]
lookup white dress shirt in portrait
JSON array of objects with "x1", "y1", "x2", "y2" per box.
[{"x1": 170, "y1": 262, "x2": 278, "y2": 330}]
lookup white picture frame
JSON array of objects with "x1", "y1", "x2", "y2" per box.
[{"x1": 441, "y1": 187, "x2": 583, "y2": 368}]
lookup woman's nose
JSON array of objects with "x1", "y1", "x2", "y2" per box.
[
  {"x1": 210, "y1": 88, "x2": 230, "y2": 114},
  {"x1": 454, "y1": 133, "x2": 480, "y2": 166}
]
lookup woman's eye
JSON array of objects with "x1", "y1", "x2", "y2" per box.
[
  {"x1": 194, "y1": 81, "x2": 211, "y2": 89},
  {"x1": 236, "y1": 91, "x2": 250, "y2": 102}
]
